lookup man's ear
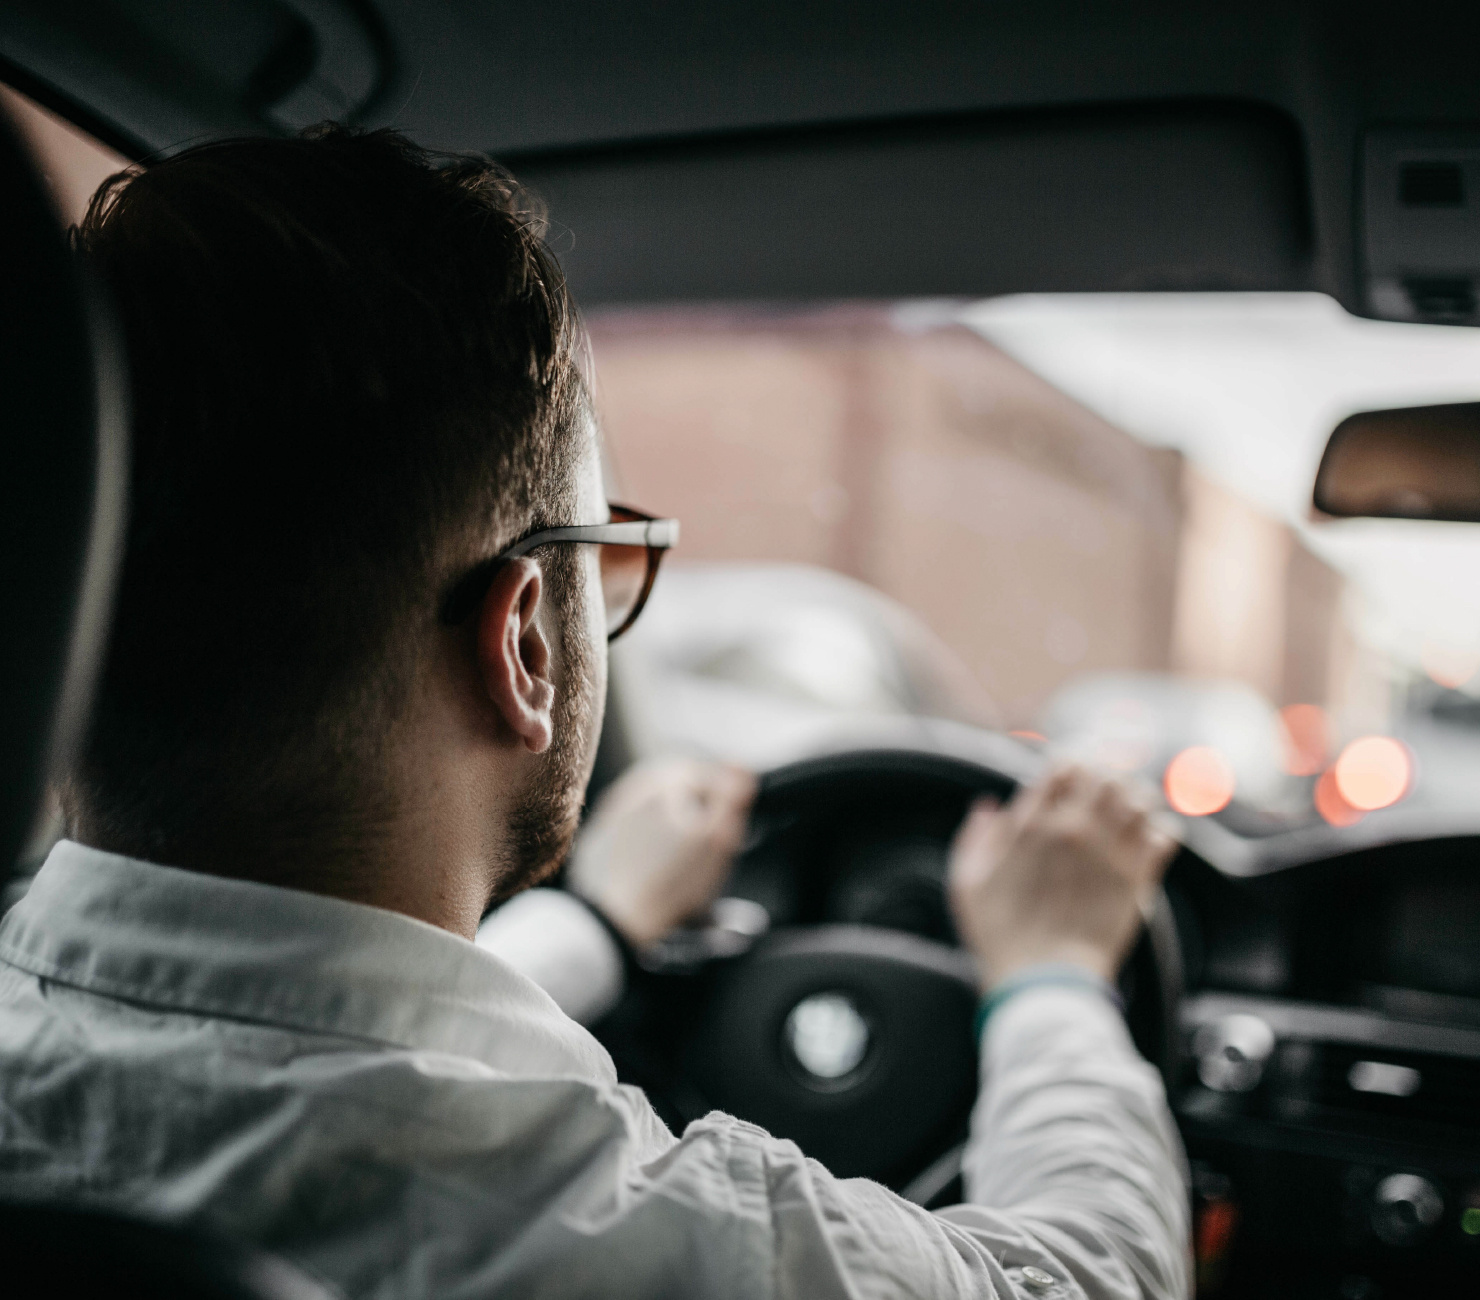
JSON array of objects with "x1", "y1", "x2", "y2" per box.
[{"x1": 475, "y1": 557, "x2": 555, "y2": 754}]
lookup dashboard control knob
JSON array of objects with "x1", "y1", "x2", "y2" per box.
[
  {"x1": 1371, "y1": 1173, "x2": 1443, "y2": 1247},
  {"x1": 1192, "y1": 1013, "x2": 1276, "y2": 1092}
]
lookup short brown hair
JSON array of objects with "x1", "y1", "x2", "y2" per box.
[{"x1": 67, "y1": 125, "x2": 586, "y2": 863}]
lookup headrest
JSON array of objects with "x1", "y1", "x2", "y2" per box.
[{"x1": 0, "y1": 113, "x2": 127, "y2": 869}]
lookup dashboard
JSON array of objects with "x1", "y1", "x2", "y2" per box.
[{"x1": 1171, "y1": 836, "x2": 1480, "y2": 1294}]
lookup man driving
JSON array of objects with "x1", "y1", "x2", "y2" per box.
[{"x1": 0, "y1": 127, "x2": 1188, "y2": 1298}]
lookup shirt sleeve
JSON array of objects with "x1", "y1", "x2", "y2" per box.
[
  {"x1": 945, "y1": 983, "x2": 1191, "y2": 1299},
  {"x1": 672, "y1": 983, "x2": 1189, "y2": 1299},
  {"x1": 474, "y1": 888, "x2": 625, "y2": 1026},
  {"x1": 479, "y1": 906, "x2": 1189, "y2": 1298}
]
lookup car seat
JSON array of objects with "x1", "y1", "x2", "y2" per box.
[{"x1": 0, "y1": 104, "x2": 334, "y2": 1300}]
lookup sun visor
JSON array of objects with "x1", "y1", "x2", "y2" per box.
[
  {"x1": 511, "y1": 101, "x2": 1313, "y2": 305},
  {"x1": 0, "y1": 0, "x2": 390, "y2": 157}
]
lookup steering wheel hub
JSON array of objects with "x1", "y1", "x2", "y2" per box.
[{"x1": 784, "y1": 991, "x2": 873, "y2": 1085}]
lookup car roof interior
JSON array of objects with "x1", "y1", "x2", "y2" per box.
[{"x1": 3, "y1": 1, "x2": 1480, "y2": 319}]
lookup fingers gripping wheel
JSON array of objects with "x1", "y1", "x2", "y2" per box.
[{"x1": 599, "y1": 749, "x2": 1183, "y2": 1196}]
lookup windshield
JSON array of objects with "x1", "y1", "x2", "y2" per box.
[{"x1": 590, "y1": 295, "x2": 1480, "y2": 840}]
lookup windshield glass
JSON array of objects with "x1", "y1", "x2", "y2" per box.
[{"x1": 590, "y1": 295, "x2": 1480, "y2": 839}]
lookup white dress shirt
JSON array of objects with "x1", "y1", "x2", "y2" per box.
[
  {"x1": 0, "y1": 841, "x2": 1189, "y2": 1298},
  {"x1": 475, "y1": 888, "x2": 627, "y2": 1025}
]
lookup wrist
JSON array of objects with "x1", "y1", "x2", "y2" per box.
[
  {"x1": 564, "y1": 889, "x2": 644, "y2": 983},
  {"x1": 973, "y1": 961, "x2": 1125, "y2": 1042},
  {"x1": 568, "y1": 884, "x2": 666, "y2": 949},
  {"x1": 975, "y1": 938, "x2": 1116, "y2": 990}
]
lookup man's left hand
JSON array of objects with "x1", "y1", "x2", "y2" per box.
[{"x1": 567, "y1": 758, "x2": 757, "y2": 948}]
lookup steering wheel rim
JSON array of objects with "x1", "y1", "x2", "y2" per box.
[
  {"x1": 596, "y1": 746, "x2": 1184, "y2": 1197},
  {"x1": 752, "y1": 747, "x2": 1184, "y2": 1069}
]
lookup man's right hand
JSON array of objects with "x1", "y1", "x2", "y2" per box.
[{"x1": 947, "y1": 765, "x2": 1178, "y2": 989}]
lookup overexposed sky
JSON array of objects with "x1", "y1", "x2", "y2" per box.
[{"x1": 921, "y1": 293, "x2": 1480, "y2": 671}]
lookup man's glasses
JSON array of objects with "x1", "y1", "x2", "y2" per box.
[{"x1": 439, "y1": 504, "x2": 679, "y2": 641}]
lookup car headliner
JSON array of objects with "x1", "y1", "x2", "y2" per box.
[{"x1": 3, "y1": 2, "x2": 1480, "y2": 312}]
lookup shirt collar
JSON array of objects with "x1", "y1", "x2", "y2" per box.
[{"x1": 0, "y1": 840, "x2": 616, "y2": 1085}]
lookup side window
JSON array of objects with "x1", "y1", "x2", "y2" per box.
[{"x1": 0, "y1": 83, "x2": 127, "y2": 226}]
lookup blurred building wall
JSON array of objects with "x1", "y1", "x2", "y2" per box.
[
  {"x1": 1171, "y1": 463, "x2": 1367, "y2": 719},
  {"x1": 861, "y1": 324, "x2": 1184, "y2": 723},
  {"x1": 591, "y1": 306, "x2": 1349, "y2": 727},
  {"x1": 1171, "y1": 468, "x2": 1292, "y2": 701},
  {"x1": 593, "y1": 307, "x2": 1178, "y2": 724}
]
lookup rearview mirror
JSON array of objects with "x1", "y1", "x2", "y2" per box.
[{"x1": 1313, "y1": 402, "x2": 1480, "y2": 522}]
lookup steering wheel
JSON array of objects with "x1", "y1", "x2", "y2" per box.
[{"x1": 594, "y1": 748, "x2": 1184, "y2": 1204}]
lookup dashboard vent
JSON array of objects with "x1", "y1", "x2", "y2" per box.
[{"x1": 1312, "y1": 1043, "x2": 1480, "y2": 1133}]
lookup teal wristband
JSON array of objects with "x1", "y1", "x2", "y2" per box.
[{"x1": 973, "y1": 963, "x2": 1125, "y2": 1043}]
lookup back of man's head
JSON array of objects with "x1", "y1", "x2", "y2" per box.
[{"x1": 66, "y1": 126, "x2": 585, "y2": 867}]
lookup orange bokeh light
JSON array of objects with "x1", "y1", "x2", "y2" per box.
[
  {"x1": 1333, "y1": 736, "x2": 1413, "y2": 812},
  {"x1": 1164, "y1": 746, "x2": 1236, "y2": 817},
  {"x1": 1279, "y1": 703, "x2": 1329, "y2": 776},
  {"x1": 1314, "y1": 767, "x2": 1364, "y2": 827}
]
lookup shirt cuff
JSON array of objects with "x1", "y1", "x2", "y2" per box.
[
  {"x1": 475, "y1": 888, "x2": 625, "y2": 1026},
  {"x1": 974, "y1": 961, "x2": 1123, "y2": 1042}
]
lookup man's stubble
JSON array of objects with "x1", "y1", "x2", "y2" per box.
[{"x1": 496, "y1": 550, "x2": 602, "y2": 904}]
